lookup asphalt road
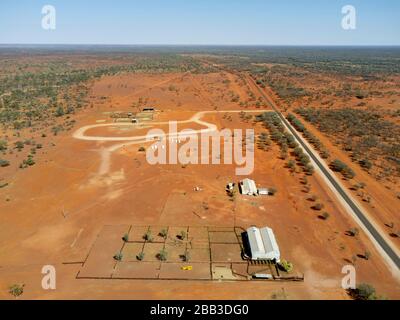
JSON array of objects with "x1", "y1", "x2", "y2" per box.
[{"x1": 246, "y1": 74, "x2": 400, "y2": 270}]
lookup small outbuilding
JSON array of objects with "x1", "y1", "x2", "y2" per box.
[
  {"x1": 239, "y1": 178, "x2": 258, "y2": 196},
  {"x1": 245, "y1": 226, "x2": 280, "y2": 262},
  {"x1": 257, "y1": 188, "x2": 269, "y2": 196},
  {"x1": 142, "y1": 107, "x2": 155, "y2": 112}
]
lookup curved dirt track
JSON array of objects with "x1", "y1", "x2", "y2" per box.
[
  {"x1": 73, "y1": 110, "x2": 267, "y2": 175},
  {"x1": 73, "y1": 110, "x2": 265, "y2": 142}
]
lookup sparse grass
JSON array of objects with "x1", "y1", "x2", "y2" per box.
[{"x1": 271, "y1": 289, "x2": 288, "y2": 300}]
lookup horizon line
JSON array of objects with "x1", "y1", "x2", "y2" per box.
[{"x1": 1, "y1": 43, "x2": 400, "y2": 48}]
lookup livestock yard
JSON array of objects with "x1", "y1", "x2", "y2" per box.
[{"x1": 0, "y1": 47, "x2": 399, "y2": 300}]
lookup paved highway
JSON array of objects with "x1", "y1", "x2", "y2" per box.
[{"x1": 246, "y1": 74, "x2": 400, "y2": 271}]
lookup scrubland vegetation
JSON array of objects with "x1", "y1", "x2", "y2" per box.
[
  {"x1": 0, "y1": 50, "x2": 211, "y2": 172},
  {"x1": 296, "y1": 107, "x2": 399, "y2": 181},
  {"x1": 256, "y1": 112, "x2": 315, "y2": 175}
]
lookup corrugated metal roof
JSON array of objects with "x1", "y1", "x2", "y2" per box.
[
  {"x1": 247, "y1": 226, "x2": 280, "y2": 262},
  {"x1": 240, "y1": 178, "x2": 258, "y2": 195}
]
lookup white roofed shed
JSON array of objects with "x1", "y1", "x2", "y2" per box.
[
  {"x1": 240, "y1": 178, "x2": 258, "y2": 196},
  {"x1": 246, "y1": 226, "x2": 280, "y2": 262}
]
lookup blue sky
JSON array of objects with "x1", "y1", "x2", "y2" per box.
[{"x1": 0, "y1": 0, "x2": 399, "y2": 45}]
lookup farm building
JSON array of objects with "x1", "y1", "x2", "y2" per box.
[
  {"x1": 245, "y1": 226, "x2": 280, "y2": 262},
  {"x1": 257, "y1": 188, "x2": 269, "y2": 195},
  {"x1": 239, "y1": 178, "x2": 258, "y2": 196},
  {"x1": 142, "y1": 107, "x2": 155, "y2": 112}
]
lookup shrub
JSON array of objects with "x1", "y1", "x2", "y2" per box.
[
  {"x1": 113, "y1": 252, "x2": 123, "y2": 261},
  {"x1": 348, "y1": 228, "x2": 359, "y2": 237},
  {"x1": 321, "y1": 212, "x2": 330, "y2": 220},
  {"x1": 183, "y1": 251, "x2": 191, "y2": 262},
  {"x1": 305, "y1": 164, "x2": 315, "y2": 175},
  {"x1": 9, "y1": 284, "x2": 25, "y2": 298},
  {"x1": 159, "y1": 229, "x2": 168, "y2": 239},
  {"x1": 359, "y1": 159, "x2": 372, "y2": 170},
  {"x1": 55, "y1": 106, "x2": 64, "y2": 117},
  {"x1": 320, "y1": 149, "x2": 330, "y2": 159},
  {"x1": 179, "y1": 230, "x2": 187, "y2": 240},
  {"x1": 0, "y1": 159, "x2": 10, "y2": 167},
  {"x1": 122, "y1": 233, "x2": 129, "y2": 242},
  {"x1": 279, "y1": 260, "x2": 293, "y2": 273},
  {"x1": 299, "y1": 153, "x2": 310, "y2": 166},
  {"x1": 0, "y1": 140, "x2": 8, "y2": 151},
  {"x1": 25, "y1": 156, "x2": 35, "y2": 166},
  {"x1": 331, "y1": 159, "x2": 356, "y2": 179},
  {"x1": 15, "y1": 141, "x2": 24, "y2": 151},
  {"x1": 364, "y1": 251, "x2": 371, "y2": 260},
  {"x1": 138, "y1": 146, "x2": 146, "y2": 152},
  {"x1": 313, "y1": 203, "x2": 324, "y2": 211},
  {"x1": 342, "y1": 166, "x2": 356, "y2": 179},
  {"x1": 144, "y1": 230, "x2": 153, "y2": 242},
  {"x1": 354, "y1": 283, "x2": 377, "y2": 300},
  {"x1": 137, "y1": 252, "x2": 145, "y2": 261},
  {"x1": 331, "y1": 159, "x2": 347, "y2": 172},
  {"x1": 287, "y1": 160, "x2": 295, "y2": 169},
  {"x1": 158, "y1": 249, "x2": 168, "y2": 261}
]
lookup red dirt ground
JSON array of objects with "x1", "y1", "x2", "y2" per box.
[{"x1": 0, "y1": 71, "x2": 399, "y2": 300}]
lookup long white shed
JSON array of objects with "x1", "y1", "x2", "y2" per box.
[{"x1": 246, "y1": 226, "x2": 280, "y2": 262}]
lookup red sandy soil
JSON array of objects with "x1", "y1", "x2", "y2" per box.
[
  {"x1": 0, "y1": 71, "x2": 399, "y2": 300},
  {"x1": 256, "y1": 73, "x2": 399, "y2": 251}
]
